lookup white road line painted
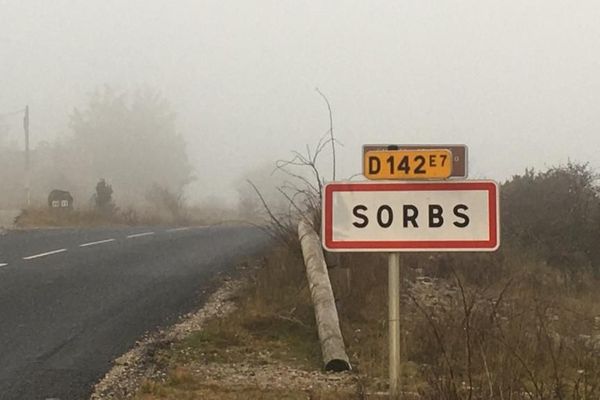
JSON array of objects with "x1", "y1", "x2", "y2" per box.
[
  {"x1": 166, "y1": 227, "x2": 189, "y2": 232},
  {"x1": 0, "y1": 263, "x2": 7, "y2": 267},
  {"x1": 126, "y1": 231, "x2": 155, "y2": 239},
  {"x1": 23, "y1": 248, "x2": 67, "y2": 260},
  {"x1": 79, "y1": 238, "x2": 116, "y2": 247}
]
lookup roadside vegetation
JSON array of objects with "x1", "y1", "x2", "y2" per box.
[
  {"x1": 15, "y1": 179, "x2": 193, "y2": 228},
  {"x1": 14, "y1": 177, "x2": 241, "y2": 228},
  {"x1": 104, "y1": 96, "x2": 600, "y2": 399},
  {"x1": 235, "y1": 161, "x2": 600, "y2": 399},
  {"x1": 0, "y1": 87, "x2": 193, "y2": 210},
  {"x1": 130, "y1": 252, "x2": 360, "y2": 400}
]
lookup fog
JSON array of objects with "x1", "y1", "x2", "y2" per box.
[{"x1": 2, "y1": 1, "x2": 600, "y2": 208}]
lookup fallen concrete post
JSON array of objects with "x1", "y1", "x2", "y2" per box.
[{"x1": 298, "y1": 219, "x2": 351, "y2": 372}]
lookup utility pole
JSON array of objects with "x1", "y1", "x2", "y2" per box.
[{"x1": 23, "y1": 105, "x2": 31, "y2": 207}]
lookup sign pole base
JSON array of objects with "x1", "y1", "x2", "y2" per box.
[{"x1": 389, "y1": 252, "x2": 401, "y2": 399}]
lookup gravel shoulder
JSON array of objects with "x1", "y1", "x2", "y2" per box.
[{"x1": 90, "y1": 258, "x2": 361, "y2": 399}]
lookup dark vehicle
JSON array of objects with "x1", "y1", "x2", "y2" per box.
[{"x1": 47, "y1": 189, "x2": 73, "y2": 210}]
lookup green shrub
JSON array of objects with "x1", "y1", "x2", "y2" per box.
[{"x1": 501, "y1": 163, "x2": 600, "y2": 277}]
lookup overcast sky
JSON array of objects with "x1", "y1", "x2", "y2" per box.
[{"x1": 2, "y1": 0, "x2": 600, "y2": 202}]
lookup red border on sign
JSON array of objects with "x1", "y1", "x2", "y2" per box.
[{"x1": 323, "y1": 181, "x2": 499, "y2": 252}]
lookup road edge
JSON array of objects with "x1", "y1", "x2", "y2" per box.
[{"x1": 90, "y1": 273, "x2": 245, "y2": 399}]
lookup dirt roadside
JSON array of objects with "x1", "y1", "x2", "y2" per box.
[{"x1": 90, "y1": 257, "x2": 361, "y2": 400}]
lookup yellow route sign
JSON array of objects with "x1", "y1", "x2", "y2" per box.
[{"x1": 363, "y1": 149, "x2": 453, "y2": 180}]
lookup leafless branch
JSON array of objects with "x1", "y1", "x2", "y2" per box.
[
  {"x1": 450, "y1": 267, "x2": 475, "y2": 400},
  {"x1": 407, "y1": 291, "x2": 459, "y2": 398},
  {"x1": 246, "y1": 179, "x2": 292, "y2": 244},
  {"x1": 315, "y1": 87, "x2": 336, "y2": 181}
]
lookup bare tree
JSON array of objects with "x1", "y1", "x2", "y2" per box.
[{"x1": 246, "y1": 90, "x2": 340, "y2": 243}]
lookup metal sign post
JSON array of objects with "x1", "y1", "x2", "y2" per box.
[
  {"x1": 322, "y1": 144, "x2": 498, "y2": 399},
  {"x1": 388, "y1": 252, "x2": 401, "y2": 398}
]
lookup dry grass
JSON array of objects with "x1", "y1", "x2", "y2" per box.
[
  {"x1": 329, "y1": 246, "x2": 600, "y2": 399},
  {"x1": 137, "y1": 378, "x2": 345, "y2": 400},
  {"x1": 132, "y1": 227, "x2": 600, "y2": 399},
  {"x1": 169, "y1": 311, "x2": 322, "y2": 369},
  {"x1": 14, "y1": 206, "x2": 205, "y2": 228},
  {"x1": 130, "y1": 249, "x2": 359, "y2": 399},
  {"x1": 14, "y1": 207, "x2": 134, "y2": 228},
  {"x1": 225, "y1": 243, "x2": 599, "y2": 399},
  {"x1": 170, "y1": 249, "x2": 322, "y2": 370}
]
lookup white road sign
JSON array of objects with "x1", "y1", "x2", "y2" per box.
[{"x1": 322, "y1": 181, "x2": 499, "y2": 252}]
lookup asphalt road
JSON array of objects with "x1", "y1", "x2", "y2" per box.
[{"x1": 0, "y1": 225, "x2": 268, "y2": 400}]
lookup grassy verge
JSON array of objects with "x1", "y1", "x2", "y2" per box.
[
  {"x1": 15, "y1": 208, "x2": 134, "y2": 228},
  {"x1": 105, "y1": 237, "x2": 600, "y2": 399},
  {"x1": 332, "y1": 249, "x2": 600, "y2": 399},
  {"x1": 15, "y1": 207, "x2": 195, "y2": 228},
  {"x1": 14, "y1": 205, "x2": 249, "y2": 228},
  {"x1": 131, "y1": 248, "x2": 359, "y2": 400}
]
